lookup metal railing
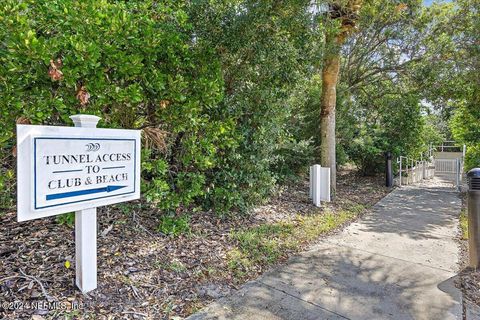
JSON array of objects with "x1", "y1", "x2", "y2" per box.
[
  {"x1": 396, "y1": 156, "x2": 435, "y2": 186},
  {"x1": 395, "y1": 141, "x2": 466, "y2": 187},
  {"x1": 432, "y1": 141, "x2": 466, "y2": 155}
]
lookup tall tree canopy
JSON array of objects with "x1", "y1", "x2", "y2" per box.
[
  {"x1": 0, "y1": 0, "x2": 475, "y2": 215},
  {"x1": 448, "y1": 0, "x2": 480, "y2": 170}
]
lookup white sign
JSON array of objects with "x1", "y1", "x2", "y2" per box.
[{"x1": 17, "y1": 124, "x2": 140, "y2": 222}]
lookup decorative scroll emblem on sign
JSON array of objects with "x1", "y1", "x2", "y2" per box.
[{"x1": 85, "y1": 143, "x2": 100, "y2": 152}]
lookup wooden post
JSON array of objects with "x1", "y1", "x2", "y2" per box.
[{"x1": 70, "y1": 114, "x2": 101, "y2": 293}]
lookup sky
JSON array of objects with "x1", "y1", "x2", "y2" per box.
[{"x1": 424, "y1": 0, "x2": 452, "y2": 5}]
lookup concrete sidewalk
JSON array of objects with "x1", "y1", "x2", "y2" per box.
[{"x1": 189, "y1": 179, "x2": 463, "y2": 320}]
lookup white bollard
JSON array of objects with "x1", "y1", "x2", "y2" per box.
[
  {"x1": 310, "y1": 164, "x2": 331, "y2": 206},
  {"x1": 309, "y1": 166, "x2": 313, "y2": 199},
  {"x1": 456, "y1": 158, "x2": 461, "y2": 190},
  {"x1": 319, "y1": 167, "x2": 331, "y2": 202},
  {"x1": 70, "y1": 114, "x2": 101, "y2": 293},
  {"x1": 312, "y1": 165, "x2": 321, "y2": 207}
]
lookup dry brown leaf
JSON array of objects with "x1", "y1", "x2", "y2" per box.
[
  {"x1": 159, "y1": 100, "x2": 171, "y2": 109},
  {"x1": 16, "y1": 116, "x2": 31, "y2": 124},
  {"x1": 53, "y1": 58, "x2": 63, "y2": 68},
  {"x1": 76, "y1": 85, "x2": 90, "y2": 106},
  {"x1": 48, "y1": 58, "x2": 63, "y2": 81},
  {"x1": 395, "y1": 3, "x2": 408, "y2": 13}
]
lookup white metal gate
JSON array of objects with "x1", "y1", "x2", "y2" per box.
[{"x1": 434, "y1": 158, "x2": 462, "y2": 188}]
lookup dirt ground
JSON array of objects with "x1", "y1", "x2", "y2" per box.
[{"x1": 0, "y1": 170, "x2": 389, "y2": 319}]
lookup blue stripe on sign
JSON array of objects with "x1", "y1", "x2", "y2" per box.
[{"x1": 46, "y1": 185, "x2": 127, "y2": 201}]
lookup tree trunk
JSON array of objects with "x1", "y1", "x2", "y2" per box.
[
  {"x1": 319, "y1": 0, "x2": 363, "y2": 197},
  {"x1": 320, "y1": 33, "x2": 342, "y2": 196}
]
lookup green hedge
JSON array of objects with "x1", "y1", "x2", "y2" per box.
[
  {"x1": 0, "y1": 0, "x2": 234, "y2": 213},
  {"x1": 0, "y1": 0, "x2": 313, "y2": 215}
]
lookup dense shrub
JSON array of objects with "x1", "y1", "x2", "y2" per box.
[
  {"x1": 0, "y1": 0, "x2": 232, "y2": 213},
  {"x1": 465, "y1": 145, "x2": 480, "y2": 172},
  {"x1": 0, "y1": 0, "x2": 317, "y2": 215},
  {"x1": 441, "y1": 0, "x2": 479, "y2": 172},
  {"x1": 344, "y1": 97, "x2": 442, "y2": 175}
]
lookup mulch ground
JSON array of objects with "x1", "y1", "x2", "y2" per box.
[{"x1": 0, "y1": 170, "x2": 389, "y2": 320}]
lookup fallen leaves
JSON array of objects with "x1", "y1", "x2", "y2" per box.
[{"x1": 0, "y1": 169, "x2": 389, "y2": 319}]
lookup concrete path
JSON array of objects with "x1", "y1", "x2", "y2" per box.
[{"x1": 188, "y1": 179, "x2": 463, "y2": 320}]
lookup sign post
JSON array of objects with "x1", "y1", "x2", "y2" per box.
[
  {"x1": 16, "y1": 114, "x2": 140, "y2": 293},
  {"x1": 71, "y1": 115, "x2": 100, "y2": 293}
]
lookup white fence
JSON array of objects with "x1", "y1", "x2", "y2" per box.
[
  {"x1": 433, "y1": 141, "x2": 466, "y2": 155},
  {"x1": 396, "y1": 156, "x2": 435, "y2": 186},
  {"x1": 435, "y1": 158, "x2": 458, "y2": 174},
  {"x1": 434, "y1": 158, "x2": 462, "y2": 188}
]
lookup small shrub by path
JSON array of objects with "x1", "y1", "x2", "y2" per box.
[{"x1": 0, "y1": 170, "x2": 389, "y2": 319}]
